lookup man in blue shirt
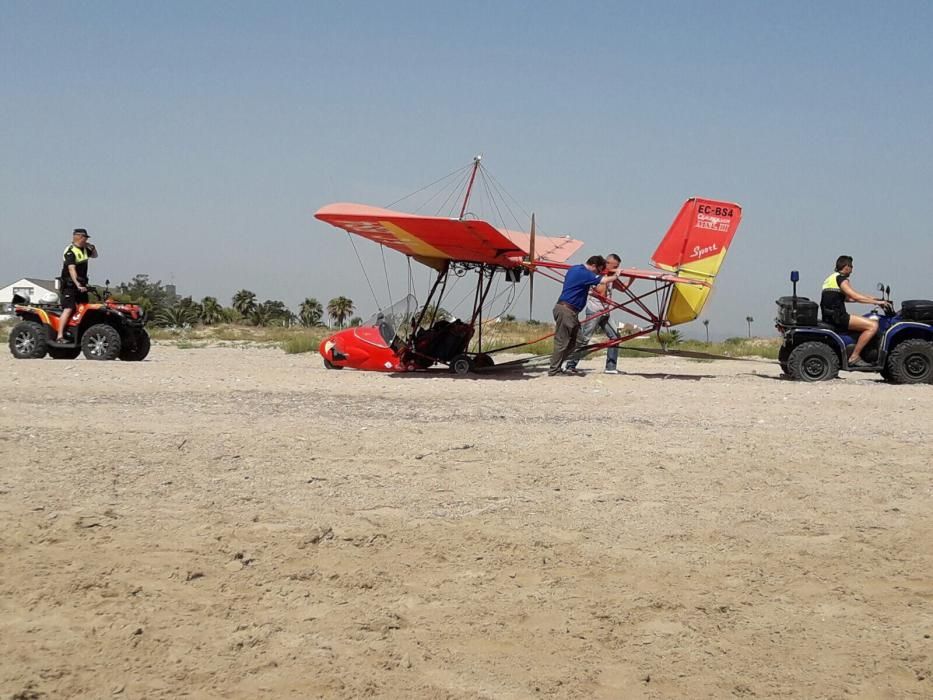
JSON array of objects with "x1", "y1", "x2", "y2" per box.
[
  {"x1": 565, "y1": 253, "x2": 622, "y2": 374},
  {"x1": 549, "y1": 256, "x2": 621, "y2": 376}
]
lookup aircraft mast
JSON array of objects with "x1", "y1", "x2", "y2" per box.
[{"x1": 458, "y1": 155, "x2": 482, "y2": 220}]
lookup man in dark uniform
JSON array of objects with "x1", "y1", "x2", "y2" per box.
[
  {"x1": 820, "y1": 255, "x2": 888, "y2": 366},
  {"x1": 56, "y1": 228, "x2": 98, "y2": 343}
]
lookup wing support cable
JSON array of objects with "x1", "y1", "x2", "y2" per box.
[
  {"x1": 483, "y1": 167, "x2": 533, "y2": 233},
  {"x1": 386, "y1": 162, "x2": 473, "y2": 210},
  {"x1": 346, "y1": 231, "x2": 382, "y2": 311},
  {"x1": 380, "y1": 244, "x2": 393, "y2": 305}
]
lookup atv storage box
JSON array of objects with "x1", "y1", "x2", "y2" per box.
[
  {"x1": 776, "y1": 296, "x2": 819, "y2": 326},
  {"x1": 901, "y1": 299, "x2": 933, "y2": 322}
]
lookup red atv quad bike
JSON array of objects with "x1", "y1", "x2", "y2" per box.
[{"x1": 8, "y1": 281, "x2": 151, "y2": 361}]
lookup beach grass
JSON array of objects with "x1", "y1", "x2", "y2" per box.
[{"x1": 2, "y1": 318, "x2": 780, "y2": 360}]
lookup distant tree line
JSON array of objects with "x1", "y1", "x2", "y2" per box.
[{"x1": 111, "y1": 275, "x2": 359, "y2": 329}]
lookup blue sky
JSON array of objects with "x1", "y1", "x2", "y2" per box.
[{"x1": 2, "y1": 1, "x2": 931, "y2": 337}]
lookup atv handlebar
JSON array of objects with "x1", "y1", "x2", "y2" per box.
[
  {"x1": 873, "y1": 300, "x2": 895, "y2": 317},
  {"x1": 87, "y1": 284, "x2": 113, "y2": 301}
]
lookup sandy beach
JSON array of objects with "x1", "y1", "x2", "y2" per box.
[{"x1": 1, "y1": 345, "x2": 931, "y2": 698}]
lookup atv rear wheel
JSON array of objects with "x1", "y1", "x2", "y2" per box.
[
  {"x1": 778, "y1": 344, "x2": 791, "y2": 376},
  {"x1": 9, "y1": 321, "x2": 48, "y2": 359},
  {"x1": 119, "y1": 330, "x2": 151, "y2": 361},
  {"x1": 885, "y1": 339, "x2": 933, "y2": 384},
  {"x1": 48, "y1": 347, "x2": 81, "y2": 360},
  {"x1": 81, "y1": 323, "x2": 122, "y2": 360},
  {"x1": 787, "y1": 341, "x2": 840, "y2": 382}
]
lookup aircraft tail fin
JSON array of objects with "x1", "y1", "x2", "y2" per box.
[{"x1": 650, "y1": 198, "x2": 742, "y2": 326}]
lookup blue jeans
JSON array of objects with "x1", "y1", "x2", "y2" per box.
[{"x1": 565, "y1": 314, "x2": 619, "y2": 370}]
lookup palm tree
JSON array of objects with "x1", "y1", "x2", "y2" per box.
[
  {"x1": 259, "y1": 299, "x2": 292, "y2": 326},
  {"x1": 155, "y1": 304, "x2": 199, "y2": 328},
  {"x1": 419, "y1": 304, "x2": 448, "y2": 326},
  {"x1": 176, "y1": 296, "x2": 202, "y2": 323},
  {"x1": 200, "y1": 296, "x2": 224, "y2": 325},
  {"x1": 299, "y1": 298, "x2": 323, "y2": 327},
  {"x1": 703, "y1": 319, "x2": 710, "y2": 344},
  {"x1": 249, "y1": 304, "x2": 273, "y2": 327},
  {"x1": 232, "y1": 289, "x2": 257, "y2": 317},
  {"x1": 659, "y1": 329, "x2": 683, "y2": 347},
  {"x1": 327, "y1": 296, "x2": 355, "y2": 328},
  {"x1": 746, "y1": 315, "x2": 754, "y2": 338}
]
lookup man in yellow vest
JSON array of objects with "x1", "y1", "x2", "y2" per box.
[
  {"x1": 820, "y1": 255, "x2": 889, "y2": 367},
  {"x1": 55, "y1": 228, "x2": 98, "y2": 343}
]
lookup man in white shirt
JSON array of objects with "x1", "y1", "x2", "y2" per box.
[{"x1": 564, "y1": 253, "x2": 622, "y2": 374}]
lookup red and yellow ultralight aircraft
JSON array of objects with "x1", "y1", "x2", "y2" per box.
[{"x1": 314, "y1": 161, "x2": 742, "y2": 374}]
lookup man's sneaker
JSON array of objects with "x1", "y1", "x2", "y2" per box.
[
  {"x1": 603, "y1": 368, "x2": 621, "y2": 375},
  {"x1": 564, "y1": 368, "x2": 586, "y2": 376}
]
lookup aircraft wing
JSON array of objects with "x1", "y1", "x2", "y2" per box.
[{"x1": 315, "y1": 203, "x2": 583, "y2": 268}]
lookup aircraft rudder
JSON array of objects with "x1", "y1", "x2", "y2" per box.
[
  {"x1": 653, "y1": 198, "x2": 742, "y2": 325},
  {"x1": 651, "y1": 198, "x2": 742, "y2": 279}
]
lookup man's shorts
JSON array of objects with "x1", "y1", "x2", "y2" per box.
[
  {"x1": 60, "y1": 286, "x2": 89, "y2": 310},
  {"x1": 827, "y1": 311, "x2": 850, "y2": 331}
]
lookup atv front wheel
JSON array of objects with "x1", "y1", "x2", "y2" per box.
[
  {"x1": 82, "y1": 323, "x2": 122, "y2": 360},
  {"x1": 787, "y1": 341, "x2": 840, "y2": 382},
  {"x1": 885, "y1": 339, "x2": 933, "y2": 384},
  {"x1": 9, "y1": 321, "x2": 48, "y2": 359},
  {"x1": 119, "y1": 330, "x2": 151, "y2": 361}
]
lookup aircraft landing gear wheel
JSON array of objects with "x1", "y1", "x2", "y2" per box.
[
  {"x1": 451, "y1": 354, "x2": 474, "y2": 375},
  {"x1": 323, "y1": 358, "x2": 343, "y2": 370},
  {"x1": 473, "y1": 353, "x2": 494, "y2": 370}
]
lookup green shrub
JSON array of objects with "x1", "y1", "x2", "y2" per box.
[{"x1": 283, "y1": 334, "x2": 319, "y2": 354}]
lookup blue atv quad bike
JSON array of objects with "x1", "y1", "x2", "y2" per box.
[{"x1": 775, "y1": 271, "x2": 933, "y2": 383}]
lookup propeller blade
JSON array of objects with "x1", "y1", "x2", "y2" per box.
[
  {"x1": 528, "y1": 213, "x2": 536, "y2": 320},
  {"x1": 529, "y1": 212, "x2": 536, "y2": 262}
]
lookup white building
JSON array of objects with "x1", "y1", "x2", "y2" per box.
[{"x1": 0, "y1": 278, "x2": 59, "y2": 320}]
